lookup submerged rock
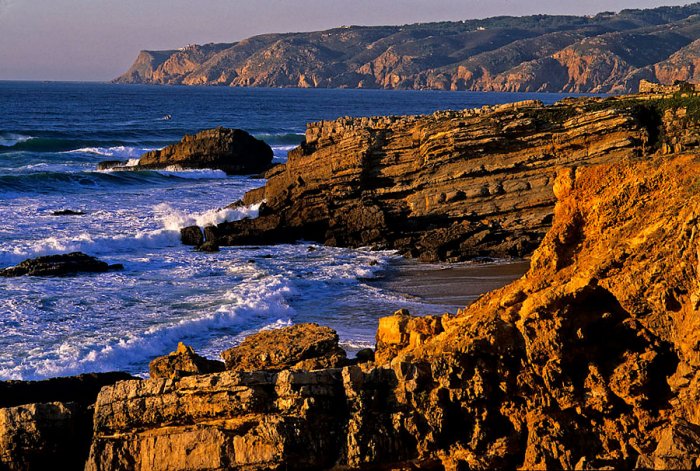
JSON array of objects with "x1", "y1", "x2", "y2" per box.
[
  {"x1": 149, "y1": 342, "x2": 225, "y2": 379},
  {"x1": 0, "y1": 252, "x2": 123, "y2": 277},
  {"x1": 221, "y1": 323, "x2": 348, "y2": 372},
  {"x1": 98, "y1": 127, "x2": 273, "y2": 175}
]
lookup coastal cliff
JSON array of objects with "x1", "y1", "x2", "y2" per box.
[
  {"x1": 115, "y1": 4, "x2": 700, "y2": 93},
  {"x1": 198, "y1": 95, "x2": 666, "y2": 261},
  {"x1": 84, "y1": 153, "x2": 700, "y2": 469},
  {"x1": 4, "y1": 92, "x2": 700, "y2": 468}
]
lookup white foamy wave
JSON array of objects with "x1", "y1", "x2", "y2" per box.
[
  {"x1": 0, "y1": 229, "x2": 181, "y2": 266},
  {"x1": 155, "y1": 167, "x2": 228, "y2": 179},
  {"x1": 156, "y1": 202, "x2": 261, "y2": 231},
  {"x1": 67, "y1": 146, "x2": 156, "y2": 158},
  {"x1": 1, "y1": 274, "x2": 295, "y2": 379},
  {"x1": 0, "y1": 133, "x2": 33, "y2": 147},
  {"x1": 125, "y1": 158, "x2": 140, "y2": 167}
]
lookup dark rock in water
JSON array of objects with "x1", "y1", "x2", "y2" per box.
[
  {"x1": 97, "y1": 127, "x2": 273, "y2": 175},
  {"x1": 0, "y1": 372, "x2": 134, "y2": 470},
  {"x1": 222, "y1": 323, "x2": 348, "y2": 372},
  {"x1": 196, "y1": 241, "x2": 220, "y2": 252},
  {"x1": 149, "y1": 342, "x2": 225, "y2": 379},
  {"x1": 0, "y1": 252, "x2": 121, "y2": 277},
  {"x1": 355, "y1": 348, "x2": 375, "y2": 364},
  {"x1": 180, "y1": 226, "x2": 204, "y2": 246},
  {"x1": 96, "y1": 160, "x2": 128, "y2": 171},
  {"x1": 51, "y1": 209, "x2": 85, "y2": 216}
]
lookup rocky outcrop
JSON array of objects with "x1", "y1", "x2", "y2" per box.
[
  {"x1": 97, "y1": 128, "x2": 273, "y2": 175},
  {"x1": 221, "y1": 323, "x2": 348, "y2": 372},
  {"x1": 200, "y1": 96, "x2": 660, "y2": 262},
  {"x1": 0, "y1": 252, "x2": 123, "y2": 277},
  {"x1": 0, "y1": 373, "x2": 134, "y2": 470},
  {"x1": 149, "y1": 343, "x2": 225, "y2": 379},
  {"x1": 115, "y1": 4, "x2": 700, "y2": 93},
  {"x1": 85, "y1": 152, "x2": 700, "y2": 469}
]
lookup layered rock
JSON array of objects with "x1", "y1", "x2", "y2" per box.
[
  {"x1": 86, "y1": 152, "x2": 700, "y2": 469},
  {"x1": 115, "y1": 4, "x2": 700, "y2": 93},
  {"x1": 97, "y1": 128, "x2": 273, "y2": 175},
  {"x1": 200, "y1": 96, "x2": 656, "y2": 261},
  {"x1": 0, "y1": 373, "x2": 134, "y2": 470},
  {"x1": 0, "y1": 252, "x2": 123, "y2": 277}
]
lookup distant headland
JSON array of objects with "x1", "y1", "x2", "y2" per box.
[{"x1": 115, "y1": 3, "x2": 700, "y2": 93}]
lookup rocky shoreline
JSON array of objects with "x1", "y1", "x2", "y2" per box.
[
  {"x1": 185, "y1": 92, "x2": 700, "y2": 263},
  {"x1": 5, "y1": 89, "x2": 700, "y2": 469}
]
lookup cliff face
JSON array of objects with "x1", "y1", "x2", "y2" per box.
[
  {"x1": 86, "y1": 153, "x2": 700, "y2": 470},
  {"x1": 115, "y1": 4, "x2": 700, "y2": 93},
  {"x1": 200, "y1": 96, "x2": 654, "y2": 262}
]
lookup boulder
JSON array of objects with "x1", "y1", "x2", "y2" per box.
[
  {"x1": 98, "y1": 128, "x2": 273, "y2": 175},
  {"x1": 0, "y1": 252, "x2": 123, "y2": 277},
  {"x1": 222, "y1": 323, "x2": 348, "y2": 372},
  {"x1": 149, "y1": 343, "x2": 225, "y2": 379}
]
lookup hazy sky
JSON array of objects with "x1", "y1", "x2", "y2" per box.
[{"x1": 0, "y1": 0, "x2": 694, "y2": 81}]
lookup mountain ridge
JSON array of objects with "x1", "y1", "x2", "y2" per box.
[{"x1": 116, "y1": 4, "x2": 700, "y2": 93}]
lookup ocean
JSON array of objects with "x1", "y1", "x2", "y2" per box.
[{"x1": 0, "y1": 82, "x2": 575, "y2": 380}]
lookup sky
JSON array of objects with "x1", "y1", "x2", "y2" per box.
[{"x1": 0, "y1": 0, "x2": 694, "y2": 81}]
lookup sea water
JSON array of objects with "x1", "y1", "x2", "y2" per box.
[{"x1": 0, "y1": 82, "x2": 575, "y2": 379}]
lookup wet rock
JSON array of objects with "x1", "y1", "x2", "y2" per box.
[
  {"x1": 195, "y1": 241, "x2": 220, "y2": 253},
  {"x1": 98, "y1": 127, "x2": 273, "y2": 175},
  {"x1": 221, "y1": 323, "x2": 348, "y2": 372},
  {"x1": 180, "y1": 226, "x2": 204, "y2": 246},
  {"x1": 96, "y1": 160, "x2": 127, "y2": 171},
  {"x1": 0, "y1": 252, "x2": 123, "y2": 277},
  {"x1": 149, "y1": 342, "x2": 225, "y2": 379}
]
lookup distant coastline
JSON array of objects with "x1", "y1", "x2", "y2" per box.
[{"x1": 115, "y1": 3, "x2": 700, "y2": 94}]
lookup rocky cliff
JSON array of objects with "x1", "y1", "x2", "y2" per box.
[
  {"x1": 194, "y1": 94, "x2": 685, "y2": 262},
  {"x1": 115, "y1": 4, "x2": 700, "y2": 93},
  {"x1": 84, "y1": 152, "x2": 700, "y2": 469}
]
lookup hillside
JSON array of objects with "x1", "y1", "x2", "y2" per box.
[{"x1": 115, "y1": 4, "x2": 700, "y2": 93}]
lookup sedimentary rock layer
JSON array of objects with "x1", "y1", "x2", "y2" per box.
[
  {"x1": 115, "y1": 4, "x2": 700, "y2": 93},
  {"x1": 86, "y1": 153, "x2": 700, "y2": 469},
  {"x1": 201, "y1": 96, "x2": 657, "y2": 261}
]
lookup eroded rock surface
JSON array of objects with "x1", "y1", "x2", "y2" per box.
[
  {"x1": 221, "y1": 323, "x2": 348, "y2": 372},
  {"x1": 0, "y1": 252, "x2": 123, "y2": 277},
  {"x1": 97, "y1": 127, "x2": 273, "y2": 175}
]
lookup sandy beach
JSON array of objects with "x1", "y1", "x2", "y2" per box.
[{"x1": 370, "y1": 258, "x2": 530, "y2": 312}]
